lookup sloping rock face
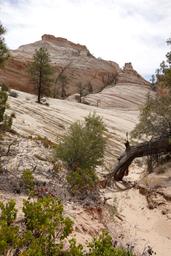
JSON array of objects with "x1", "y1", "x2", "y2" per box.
[
  {"x1": 0, "y1": 35, "x2": 120, "y2": 96},
  {"x1": 82, "y1": 83, "x2": 152, "y2": 109},
  {"x1": 7, "y1": 89, "x2": 140, "y2": 164},
  {"x1": 0, "y1": 35, "x2": 149, "y2": 97}
]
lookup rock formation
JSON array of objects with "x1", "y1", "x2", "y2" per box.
[
  {"x1": 117, "y1": 62, "x2": 148, "y2": 85},
  {"x1": 0, "y1": 35, "x2": 149, "y2": 97},
  {"x1": 82, "y1": 82, "x2": 152, "y2": 109}
]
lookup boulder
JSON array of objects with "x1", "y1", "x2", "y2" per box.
[{"x1": 66, "y1": 93, "x2": 81, "y2": 103}]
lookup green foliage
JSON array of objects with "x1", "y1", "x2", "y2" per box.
[
  {"x1": 22, "y1": 196, "x2": 73, "y2": 255},
  {"x1": 0, "y1": 200, "x2": 19, "y2": 255},
  {"x1": 0, "y1": 88, "x2": 13, "y2": 131},
  {"x1": 67, "y1": 168, "x2": 97, "y2": 194},
  {"x1": 0, "y1": 83, "x2": 9, "y2": 92},
  {"x1": 132, "y1": 38, "x2": 171, "y2": 141},
  {"x1": 55, "y1": 113, "x2": 107, "y2": 193},
  {"x1": 21, "y1": 169, "x2": 35, "y2": 194},
  {"x1": 153, "y1": 38, "x2": 171, "y2": 92},
  {"x1": 0, "y1": 198, "x2": 135, "y2": 256},
  {"x1": 0, "y1": 23, "x2": 9, "y2": 67},
  {"x1": 56, "y1": 113, "x2": 107, "y2": 170},
  {"x1": 0, "y1": 222, "x2": 19, "y2": 255},
  {"x1": 28, "y1": 47, "x2": 54, "y2": 103},
  {"x1": 0, "y1": 89, "x2": 8, "y2": 122},
  {"x1": 131, "y1": 93, "x2": 171, "y2": 140},
  {"x1": 65, "y1": 239, "x2": 84, "y2": 256},
  {"x1": 0, "y1": 200, "x2": 17, "y2": 226},
  {"x1": 88, "y1": 231, "x2": 133, "y2": 256}
]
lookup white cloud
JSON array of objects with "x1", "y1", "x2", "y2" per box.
[{"x1": 0, "y1": 0, "x2": 171, "y2": 79}]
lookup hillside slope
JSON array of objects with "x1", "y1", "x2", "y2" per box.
[
  {"x1": 1, "y1": 84, "x2": 170, "y2": 256},
  {"x1": 0, "y1": 34, "x2": 149, "y2": 96},
  {"x1": 8, "y1": 84, "x2": 146, "y2": 163}
]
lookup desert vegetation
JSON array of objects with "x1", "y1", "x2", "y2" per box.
[
  {"x1": 0, "y1": 86, "x2": 13, "y2": 132},
  {"x1": 130, "y1": 38, "x2": 171, "y2": 172},
  {"x1": 28, "y1": 47, "x2": 54, "y2": 103},
  {"x1": 0, "y1": 196, "x2": 134, "y2": 256},
  {"x1": 0, "y1": 23, "x2": 9, "y2": 67},
  {"x1": 132, "y1": 38, "x2": 171, "y2": 141},
  {"x1": 55, "y1": 113, "x2": 107, "y2": 194}
]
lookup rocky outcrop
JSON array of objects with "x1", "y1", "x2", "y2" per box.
[
  {"x1": 0, "y1": 35, "x2": 149, "y2": 97},
  {"x1": 117, "y1": 63, "x2": 149, "y2": 85},
  {"x1": 0, "y1": 35, "x2": 120, "y2": 96},
  {"x1": 42, "y1": 34, "x2": 92, "y2": 56},
  {"x1": 82, "y1": 82, "x2": 153, "y2": 109},
  {"x1": 7, "y1": 88, "x2": 141, "y2": 164}
]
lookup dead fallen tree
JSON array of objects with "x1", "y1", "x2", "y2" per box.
[{"x1": 108, "y1": 135, "x2": 171, "y2": 181}]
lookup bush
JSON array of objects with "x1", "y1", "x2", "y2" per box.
[
  {"x1": 2, "y1": 114, "x2": 13, "y2": 131},
  {"x1": 131, "y1": 94, "x2": 171, "y2": 140},
  {"x1": 0, "y1": 88, "x2": 13, "y2": 131},
  {"x1": 88, "y1": 231, "x2": 134, "y2": 256},
  {"x1": 22, "y1": 196, "x2": 73, "y2": 255},
  {"x1": 0, "y1": 200, "x2": 19, "y2": 255},
  {"x1": 67, "y1": 168, "x2": 97, "y2": 194},
  {"x1": 55, "y1": 113, "x2": 106, "y2": 170},
  {"x1": 0, "y1": 89, "x2": 8, "y2": 123},
  {"x1": 21, "y1": 169, "x2": 35, "y2": 194},
  {"x1": 0, "y1": 197, "x2": 73, "y2": 256},
  {"x1": 0, "y1": 197, "x2": 136, "y2": 256},
  {"x1": 0, "y1": 200, "x2": 17, "y2": 226},
  {"x1": 0, "y1": 83, "x2": 9, "y2": 92},
  {"x1": 55, "y1": 113, "x2": 107, "y2": 193}
]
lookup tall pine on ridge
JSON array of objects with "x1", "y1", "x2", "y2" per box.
[{"x1": 28, "y1": 47, "x2": 54, "y2": 103}]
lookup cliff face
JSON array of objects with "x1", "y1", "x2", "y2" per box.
[{"x1": 0, "y1": 35, "x2": 149, "y2": 96}]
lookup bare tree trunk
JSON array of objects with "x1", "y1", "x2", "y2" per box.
[
  {"x1": 108, "y1": 135, "x2": 171, "y2": 181},
  {"x1": 37, "y1": 68, "x2": 42, "y2": 103}
]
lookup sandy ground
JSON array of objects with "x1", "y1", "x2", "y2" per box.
[{"x1": 104, "y1": 166, "x2": 171, "y2": 256}]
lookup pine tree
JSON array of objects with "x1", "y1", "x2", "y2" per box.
[
  {"x1": 0, "y1": 23, "x2": 9, "y2": 66},
  {"x1": 131, "y1": 38, "x2": 171, "y2": 141},
  {"x1": 28, "y1": 47, "x2": 54, "y2": 103}
]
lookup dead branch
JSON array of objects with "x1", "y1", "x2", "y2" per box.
[{"x1": 107, "y1": 135, "x2": 171, "y2": 182}]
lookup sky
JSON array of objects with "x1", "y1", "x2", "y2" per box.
[{"x1": 0, "y1": 0, "x2": 171, "y2": 80}]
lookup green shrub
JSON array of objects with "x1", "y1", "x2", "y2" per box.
[
  {"x1": 0, "y1": 200, "x2": 17, "y2": 226},
  {"x1": 55, "y1": 113, "x2": 107, "y2": 170},
  {"x1": 21, "y1": 169, "x2": 35, "y2": 194},
  {"x1": 0, "y1": 89, "x2": 8, "y2": 123},
  {"x1": 55, "y1": 113, "x2": 107, "y2": 193},
  {"x1": 131, "y1": 94, "x2": 171, "y2": 140},
  {"x1": 88, "y1": 231, "x2": 134, "y2": 256},
  {"x1": 0, "y1": 83, "x2": 9, "y2": 92},
  {"x1": 65, "y1": 239, "x2": 84, "y2": 256},
  {"x1": 0, "y1": 200, "x2": 19, "y2": 255},
  {"x1": 67, "y1": 168, "x2": 97, "y2": 194},
  {"x1": 0, "y1": 87, "x2": 13, "y2": 131},
  {"x1": 22, "y1": 196, "x2": 73, "y2": 255},
  {"x1": 0, "y1": 198, "x2": 135, "y2": 256},
  {"x1": 2, "y1": 114, "x2": 13, "y2": 131}
]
